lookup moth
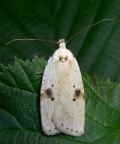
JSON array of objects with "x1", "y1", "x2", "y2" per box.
[{"x1": 40, "y1": 39, "x2": 85, "y2": 136}]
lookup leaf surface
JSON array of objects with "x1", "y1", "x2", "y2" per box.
[
  {"x1": 0, "y1": 58, "x2": 120, "y2": 144},
  {"x1": 0, "y1": 0, "x2": 120, "y2": 81}
]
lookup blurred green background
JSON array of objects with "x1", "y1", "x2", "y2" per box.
[{"x1": 0, "y1": 0, "x2": 120, "y2": 81}]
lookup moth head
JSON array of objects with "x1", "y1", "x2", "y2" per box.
[
  {"x1": 58, "y1": 39, "x2": 66, "y2": 48},
  {"x1": 53, "y1": 39, "x2": 73, "y2": 63}
]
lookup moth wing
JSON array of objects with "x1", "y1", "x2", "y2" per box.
[
  {"x1": 40, "y1": 57, "x2": 60, "y2": 135},
  {"x1": 53, "y1": 57, "x2": 85, "y2": 136}
]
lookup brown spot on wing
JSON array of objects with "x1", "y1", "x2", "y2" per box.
[
  {"x1": 51, "y1": 84, "x2": 54, "y2": 87},
  {"x1": 73, "y1": 98, "x2": 76, "y2": 101},
  {"x1": 73, "y1": 85, "x2": 75, "y2": 88},
  {"x1": 75, "y1": 89, "x2": 81, "y2": 97},
  {"x1": 45, "y1": 88, "x2": 53, "y2": 97},
  {"x1": 73, "y1": 88, "x2": 85, "y2": 101},
  {"x1": 51, "y1": 97, "x2": 54, "y2": 101}
]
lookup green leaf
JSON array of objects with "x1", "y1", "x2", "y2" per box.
[
  {"x1": 0, "y1": 57, "x2": 120, "y2": 144},
  {"x1": 0, "y1": 0, "x2": 120, "y2": 81}
]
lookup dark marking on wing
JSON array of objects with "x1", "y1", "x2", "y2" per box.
[
  {"x1": 51, "y1": 97, "x2": 55, "y2": 101},
  {"x1": 73, "y1": 85, "x2": 75, "y2": 88},
  {"x1": 73, "y1": 88, "x2": 84, "y2": 101},
  {"x1": 51, "y1": 84, "x2": 54, "y2": 87},
  {"x1": 75, "y1": 131, "x2": 78, "y2": 133},
  {"x1": 73, "y1": 98, "x2": 76, "y2": 101},
  {"x1": 45, "y1": 88, "x2": 53, "y2": 97},
  {"x1": 75, "y1": 89, "x2": 81, "y2": 97}
]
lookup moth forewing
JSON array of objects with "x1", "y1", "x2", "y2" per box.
[{"x1": 40, "y1": 39, "x2": 85, "y2": 136}]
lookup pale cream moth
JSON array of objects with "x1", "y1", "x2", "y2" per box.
[{"x1": 40, "y1": 39, "x2": 85, "y2": 136}]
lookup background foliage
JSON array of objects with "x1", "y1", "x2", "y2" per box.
[
  {"x1": 0, "y1": 0, "x2": 120, "y2": 143},
  {"x1": 0, "y1": 0, "x2": 120, "y2": 81},
  {"x1": 0, "y1": 58, "x2": 120, "y2": 144}
]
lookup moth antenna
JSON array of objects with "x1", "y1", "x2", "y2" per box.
[
  {"x1": 6, "y1": 38, "x2": 57, "y2": 45},
  {"x1": 66, "y1": 18, "x2": 114, "y2": 44},
  {"x1": 35, "y1": 72, "x2": 43, "y2": 75}
]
